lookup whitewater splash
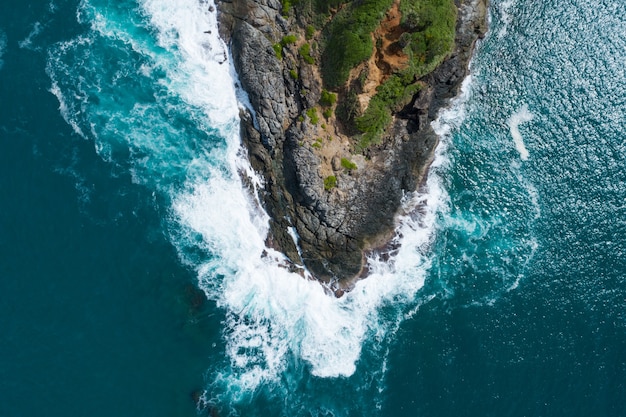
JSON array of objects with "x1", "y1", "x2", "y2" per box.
[
  {"x1": 496, "y1": 0, "x2": 515, "y2": 38},
  {"x1": 44, "y1": 0, "x2": 466, "y2": 402},
  {"x1": 508, "y1": 104, "x2": 534, "y2": 160}
]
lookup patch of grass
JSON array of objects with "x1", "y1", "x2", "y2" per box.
[
  {"x1": 324, "y1": 175, "x2": 337, "y2": 190},
  {"x1": 273, "y1": 43, "x2": 283, "y2": 59},
  {"x1": 299, "y1": 43, "x2": 315, "y2": 64},
  {"x1": 306, "y1": 25, "x2": 316, "y2": 40},
  {"x1": 306, "y1": 108, "x2": 319, "y2": 124},
  {"x1": 282, "y1": 34, "x2": 298, "y2": 45},
  {"x1": 320, "y1": 89, "x2": 337, "y2": 107},
  {"x1": 274, "y1": 34, "x2": 299, "y2": 60},
  {"x1": 312, "y1": 137, "x2": 323, "y2": 149},
  {"x1": 340, "y1": 157, "x2": 357, "y2": 170},
  {"x1": 281, "y1": 0, "x2": 301, "y2": 16},
  {"x1": 289, "y1": 69, "x2": 298, "y2": 79}
]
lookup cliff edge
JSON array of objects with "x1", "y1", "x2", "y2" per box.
[{"x1": 216, "y1": 0, "x2": 488, "y2": 291}]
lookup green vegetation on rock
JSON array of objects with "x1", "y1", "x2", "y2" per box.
[
  {"x1": 282, "y1": 34, "x2": 298, "y2": 45},
  {"x1": 306, "y1": 25, "x2": 316, "y2": 40},
  {"x1": 399, "y1": 0, "x2": 457, "y2": 76},
  {"x1": 281, "y1": 0, "x2": 297, "y2": 16},
  {"x1": 312, "y1": 137, "x2": 323, "y2": 149},
  {"x1": 355, "y1": 75, "x2": 421, "y2": 148},
  {"x1": 324, "y1": 175, "x2": 337, "y2": 190},
  {"x1": 299, "y1": 43, "x2": 315, "y2": 64},
  {"x1": 292, "y1": 0, "x2": 457, "y2": 150},
  {"x1": 340, "y1": 158, "x2": 357, "y2": 170},
  {"x1": 273, "y1": 34, "x2": 299, "y2": 60},
  {"x1": 273, "y1": 43, "x2": 283, "y2": 59},
  {"x1": 320, "y1": 0, "x2": 394, "y2": 89},
  {"x1": 320, "y1": 89, "x2": 337, "y2": 107},
  {"x1": 306, "y1": 108, "x2": 319, "y2": 124}
]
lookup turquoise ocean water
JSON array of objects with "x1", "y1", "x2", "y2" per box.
[{"x1": 1, "y1": 0, "x2": 625, "y2": 415}]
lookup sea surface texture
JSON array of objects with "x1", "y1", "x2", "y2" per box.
[{"x1": 1, "y1": 0, "x2": 625, "y2": 415}]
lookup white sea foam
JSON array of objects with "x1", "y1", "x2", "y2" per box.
[
  {"x1": 18, "y1": 22, "x2": 43, "y2": 50},
  {"x1": 507, "y1": 104, "x2": 534, "y2": 160},
  {"x1": 0, "y1": 30, "x2": 6, "y2": 71},
  {"x1": 137, "y1": 0, "x2": 238, "y2": 128},
  {"x1": 48, "y1": 79, "x2": 87, "y2": 138},
  {"x1": 497, "y1": 0, "x2": 515, "y2": 38},
  {"x1": 172, "y1": 161, "x2": 442, "y2": 382}
]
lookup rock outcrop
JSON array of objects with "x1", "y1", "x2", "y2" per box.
[{"x1": 217, "y1": 0, "x2": 488, "y2": 290}]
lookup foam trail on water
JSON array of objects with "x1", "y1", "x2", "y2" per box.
[
  {"x1": 0, "y1": 30, "x2": 6, "y2": 71},
  {"x1": 508, "y1": 104, "x2": 534, "y2": 160},
  {"x1": 18, "y1": 22, "x2": 43, "y2": 50}
]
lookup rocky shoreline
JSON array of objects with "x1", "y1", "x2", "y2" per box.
[{"x1": 216, "y1": 0, "x2": 488, "y2": 291}]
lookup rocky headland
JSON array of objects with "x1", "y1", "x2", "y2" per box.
[{"x1": 216, "y1": 0, "x2": 488, "y2": 292}]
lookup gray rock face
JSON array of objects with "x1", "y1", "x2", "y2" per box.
[
  {"x1": 231, "y1": 20, "x2": 286, "y2": 148},
  {"x1": 217, "y1": 0, "x2": 488, "y2": 289}
]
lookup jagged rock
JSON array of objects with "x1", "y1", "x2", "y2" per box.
[
  {"x1": 413, "y1": 86, "x2": 433, "y2": 113},
  {"x1": 218, "y1": 0, "x2": 489, "y2": 288}
]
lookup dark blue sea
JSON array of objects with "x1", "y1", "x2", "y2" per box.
[{"x1": 1, "y1": 0, "x2": 625, "y2": 415}]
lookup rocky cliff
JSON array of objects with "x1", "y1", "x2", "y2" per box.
[{"x1": 216, "y1": 0, "x2": 488, "y2": 291}]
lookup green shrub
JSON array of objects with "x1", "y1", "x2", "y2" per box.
[
  {"x1": 289, "y1": 69, "x2": 298, "y2": 79},
  {"x1": 324, "y1": 175, "x2": 337, "y2": 190},
  {"x1": 320, "y1": 89, "x2": 337, "y2": 107},
  {"x1": 340, "y1": 158, "x2": 357, "y2": 170},
  {"x1": 306, "y1": 108, "x2": 319, "y2": 124},
  {"x1": 274, "y1": 35, "x2": 298, "y2": 60},
  {"x1": 355, "y1": 100, "x2": 391, "y2": 149},
  {"x1": 282, "y1": 34, "x2": 298, "y2": 45},
  {"x1": 399, "y1": 0, "x2": 456, "y2": 74},
  {"x1": 273, "y1": 43, "x2": 283, "y2": 59},
  {"x1": 306, "y1": 25, "x2": 316, "y2": 40},
  {"x1": 281, "y1": 0, "x2": 292, "y2": 16},
  {"x1": 299, "y1": 43, "x2": 315, "y2": 64},
  {"x1": 320, "y1": 0, "x2": 394, "y2": 89}
]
